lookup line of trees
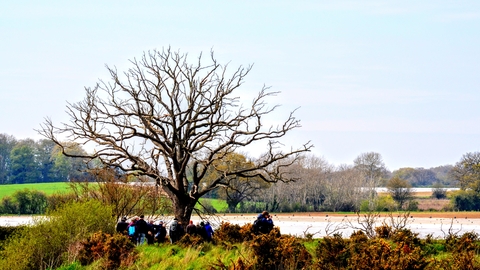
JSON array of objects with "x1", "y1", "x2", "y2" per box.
[
  {"x1": 204, "y1": 152, "x2": 455, "y2": 213},
  {"x1": 0, "y1": 131, "x2": 462, "y2": 213},
  {"x1": 0, "y1": 132, "x2": 455, "y2": 188},
  {"x1": 0, "y1": 134, "x2": 89, "y2": 184}
]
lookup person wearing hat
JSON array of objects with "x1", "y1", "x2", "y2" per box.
[{"x1": 116, "y1": 216, "x2": 129, "y2": 235}]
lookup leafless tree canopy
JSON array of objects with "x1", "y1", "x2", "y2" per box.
[{"x1": 39, "y1": 48, "x2": 312, "y2": 223}]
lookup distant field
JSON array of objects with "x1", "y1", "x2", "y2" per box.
[
  {"x1": 0, "y1": 183, "x2": 73, "y2": 199},
  {"x1": 199, "y1": 198, "x2": 228, "y2": 212}
]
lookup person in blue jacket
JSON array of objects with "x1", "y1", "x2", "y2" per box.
[
  {"x1": 254, "y1": 211, "x2": 274, "y2": 234},
  {"x1": 204, "y1": 221, "x2": 214, "y2": 242}
]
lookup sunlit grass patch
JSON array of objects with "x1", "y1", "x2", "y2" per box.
[
  {"x1": 0, "y1": 182, "x2": 72, "y2": 199},
  {"x1": 134, "y1": 242, "x2": 252, "y2": 269}
]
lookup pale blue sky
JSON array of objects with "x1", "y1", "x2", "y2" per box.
[{"x1": 1, "y1": 1, "x2": 480, "y2": 171}]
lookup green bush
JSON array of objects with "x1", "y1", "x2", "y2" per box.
[
  {"x1": 0, "y1": 189, "x2": 48, "y2": 214},
  {"x1": 316, "y1": 234, "x2": 351, "y2": 269},
  {"x1": 46, "y1": 192, "x2": 78, "y2": 212},
  {"x1": 360, "y1": 196, "x2": 396, "y2": 212},
  {"x1": 0, "y1": 200, "x2": 116, "y2": 270},
  {"x1": 452, "y1": 190, "x2": 480, "y2": 211},
  {"x1": 0, "y1": 226, "x2": 25, "y2": 242}
]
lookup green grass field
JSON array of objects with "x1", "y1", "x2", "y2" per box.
[
  {"x1": 0, "y1": 182, "x2": 73, "y2": 199},
  {"x1": 199, "y1": 198, "x2": 228, "y2": 212}
]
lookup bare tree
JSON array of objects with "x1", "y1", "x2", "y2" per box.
[
  {"x1": 354, "y1": 152, "x2": 388, "y2": 209},
  {"x1": 39, "y1": 48, "x2": 312, "y2": 225},
  {"x1": 323, "y1": 164, "x2": 366, "y2": 212},
  {"x1": 346, "y1": 211, "x2": 380, "y2": 239}
]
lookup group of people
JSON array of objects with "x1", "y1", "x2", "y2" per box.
[
  {"x1": 115, "y1": 215, "x2": 215, "y2": 245},
  {"x1": 116, "y1": 215, "x2": 167, "y2": 245},
  {"x1": 168, "y1": 218, "x2": 215, "y2": 243},
  {"x1": 116, "y1": 211, "x2": 273, "y2": 245}
]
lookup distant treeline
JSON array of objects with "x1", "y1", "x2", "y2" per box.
[
  {"x1": 0, "y1": 133, "x2": 456, "y2": 187},
  {"x1": 0, "y1": 133, "x2": 90, "y2": 184}
]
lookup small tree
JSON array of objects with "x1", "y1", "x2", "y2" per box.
[
  {"x1": 451, "y1": 152, "x2": 480, "y2": 189},
  {"x1": 431, "y1": 182, "x2": 447, "y2": 199},
  {"x1": 69, "y1": 167, "x2": 172, "y2": 221},
  {"x1": 39, "y1": 48, "x2": 312, "y2": 225},
  {"x1": 386, "y1": 176, "x2": 412, "y2": 210},
  {"x1": 206, "y1": 152, "x2": 269, "y2": 212}
]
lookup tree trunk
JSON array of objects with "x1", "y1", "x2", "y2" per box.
[
  {"x1": 227, "y1": 201, "x2": 239, "y2": 213},
  {"x1": 169, "y1": 192, "x2": 197, "y2": 226}
]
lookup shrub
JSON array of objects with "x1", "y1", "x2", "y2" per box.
[
  {"x1": 349, "y1": 238, "x2": 430, "y2": 270},
  {"x1": 214, "y1": 222, "x2": 245, "y2": 244},
  {"x1": 360, "y1": 196, "x2": 396, "y2": 212},
  {"x1": 452, "y1": 190, "x2": 480, "y2": 211},
  {"x1": 390, "y1": 228, "x2": 423, "y2": 247},
  {"x1": 239, "y1": 223, "x2": 256, "y2": 241},
  {"x1": 406, "y1": 200, "x2": 419, "y2": 211},
  {"x1": 432, "y1": 186, "x2": 447, "y2": 199},
  {"x1": 433, "y1": 250, "x2": 480, "y2": 269},
  {"x1": 0, "y1": 200, "x2": 116, "y2": 270},
  {"x1": 0, "y1": 226, "x2": 25, "y2": 242},
  {"x1": 445, "y1": 231, "x2": 479, "y2": 253},
  {"x1": 375, "y1": 224, "x2": 392, "y2": 239},
  {"x1": 0, "y1": 189, "x2": 48, "y2": 214},
  {"x1": 177, "y1": 233, "x2": 205, "y2": 247},
  {"x1": 250, "y1": 228, "x2": 312, "y2": 270},
  {"x1": 46, "y1": 192, "x2": 78, "y2": 212},
  {"x1": 77, "y1": 232, "x2": 137, "y2": 269},
  {"x1": 316, "y1": 227, "x2": 431, "y2": 269},
  {"x1": 316, "y1": 234, "x2": 350, "y2": 269}
]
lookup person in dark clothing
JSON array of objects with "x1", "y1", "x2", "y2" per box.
[
  {"x1": 116, "y1": 216, "x2": 129, "y2": 235},
  {"x1": 155, "y1": 221, "x2": 167, "y2": 243},
  {"x1": 135, "y1": 215, "x2": 149, "y2": 245},
  {"x1": 177, "y1": 221, "x2": 185, "y2": 240},
  {"x1": 169, "y1": 218, "x2": 180, "y2": 243},
  {"x1": 186, "y1": 220, "x2": 197, "y2": 235},
  {"x1": 254, "y1": 211, "x2": 274, "y2": 234},
  {"x1": 146, "y1": 219, "x2": 156, "y2": 245},
  {"x1": 196, "y1": 222, "x2": 207, "y2": 240}
]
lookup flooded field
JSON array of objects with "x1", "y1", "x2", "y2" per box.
[
  {"x1": 3, "y1": 212, "x2": 479, "y2": 239},
  {"x1": 215, "y1": 213, "x2": 480, "y2": 239}
]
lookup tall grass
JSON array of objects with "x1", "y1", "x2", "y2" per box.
[{"x1": 133, "y1": 243, "x2": 253, "y2": 269}]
